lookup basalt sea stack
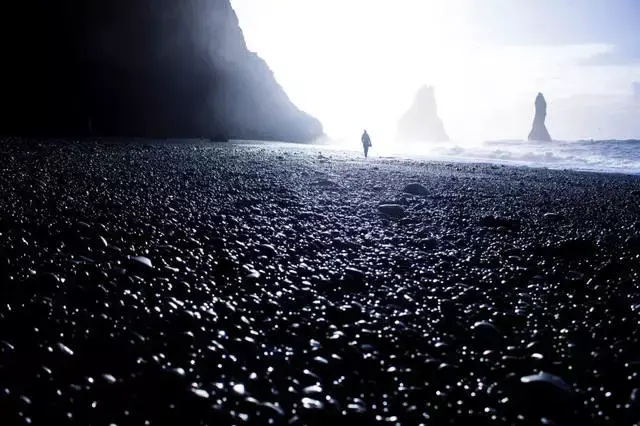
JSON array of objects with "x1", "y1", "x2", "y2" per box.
[
  {"x1": 528, "y1": 92, "x2": 552, "y2": 142},
  {"x1": 397, "y1": 86, "x2": 449, "y2": 142}
]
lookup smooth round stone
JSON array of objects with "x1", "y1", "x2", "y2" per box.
[
  {"x1": 517, "y1": 371, "x2": 575, "y2": 418},
  {"x1": 346, "y1": 398, "x2": 367, "y2": 414},
  {"x1": 261, "y1": 402, "x2": 285, "y2": 417},
  {"x1": 301, "y1": 397, "x2": 324, "y2": 410},
  {"x1": 169, "y1": 367, "x2": 186, "y2": 376},
  {"x1": 257, "y1": 244, "x2": 277, "y2": 256},
  {"x1": 129, "y1": 256, "x2": 153, "y2": 268},
  {"x1": 520, "y1": 372, "x2": 571, "y2": 392},
  {"x1": 102, "y1": 374, "x2": 117, "y2": 384},
  {"x1": 344, "y1": 267, "x2": 365, "y2": 281},
  {"x1": 191, "y1": 388, "x2": 209, "y2": 399},
  {"x1": 313, "y1": 356, "x2": 329, "y2": 365},
  {"x1": 233, "y1": 383, "x2": 246, "y2": 395},
  {"x1": 98, "y1": 235, "x2": 108, "y2": 247},
  {"x1": 57, "y1": 342, "x2": 74, "y2": 356},
  {"x1": 245, "y1": 269, "x2": 260, "y2": 279},
  {"x1": 403, "y1": 183, "x2": 429, "y2": 196},
  {"x1": 302, "y1": 384, "x2": 323, "y2": 395},
  {"x1": 378, "y1": 204, "x2": 406, "y2": 218},
  {"x1": 543, "y1": 212, "x2": 564, "y2": 222},
  {"x1": 471, "y1": 321, "x2": 503, "y2": 345}
]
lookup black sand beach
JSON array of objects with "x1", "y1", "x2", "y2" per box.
[{"x1": 1, "y1": 138, "x2": 640, "y2": 425}]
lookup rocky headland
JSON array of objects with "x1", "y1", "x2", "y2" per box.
[{"x1": 0, "y1": 0, "x2": 322, "y2": 142}]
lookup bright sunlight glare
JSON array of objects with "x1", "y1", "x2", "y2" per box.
[{"x1": 231, "y1": 0, "x2": 640, "y2": 146}]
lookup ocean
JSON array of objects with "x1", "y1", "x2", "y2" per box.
[{"x1": 305, "y1": 139, "x2": 640, "y2": 175}]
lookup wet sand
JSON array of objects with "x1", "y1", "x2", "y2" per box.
[{"x1": 1, "y1": 138, "x2": 640, "y2": 425}]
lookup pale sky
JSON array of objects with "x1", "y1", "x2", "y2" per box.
[{"x1": 231, "y1": 0, "x2": 640, "y2": 143}]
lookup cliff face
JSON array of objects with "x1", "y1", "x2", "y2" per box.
[
  {"x1": 528, "y1": 92, "x2": 552, "y2": 142},
  {"x1": 0, "y1": 0, "x2": 323, "y2": 142},
  {"x1": 397, "y1": 86, "x2": 449, "y2": 142}
]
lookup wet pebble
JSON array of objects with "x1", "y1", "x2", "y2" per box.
[
  {"x1": 0, "y1": 139, "x2": 638, "y2": 425},
  {"x1": 301, "y1": 397, "x2": 324, "y2": 410},
  {"x1": 129, "y1": 255, "x2": 153, "y2": 268},
  {"x1": 471, "y1": 321, "x2": 503, "y2": 347},
  {"x1": 403, "y1": 183, "x2": 429, "y2": 196},
  {"x1": 377, "y1": 204, "x2": 406, "y2": 218}
]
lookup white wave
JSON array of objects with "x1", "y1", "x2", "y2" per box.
[
  {"x1": 332, "y1": 139, "x2": 640, "y2": 175},
  {"x1": 240, "y1": 138, "x2": 640, "y2": 175}
]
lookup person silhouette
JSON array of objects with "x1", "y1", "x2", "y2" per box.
[{"x1": 361, "y1": 130, "x2": 372, "y2": 158}]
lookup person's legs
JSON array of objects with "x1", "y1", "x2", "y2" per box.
[{"x1": 364, "y1": 146, "x2": 369, "y2": 158}]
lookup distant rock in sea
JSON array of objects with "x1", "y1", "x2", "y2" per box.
[
  {"x1": 397, "y1": 86, "x2": 449, "y2": 142},
  {"x1": 0, "y1": 0, "x2": 323, "y2": 142},
  {"x1": 528, "y1": 92, "x2": 552, "y2": 142}
]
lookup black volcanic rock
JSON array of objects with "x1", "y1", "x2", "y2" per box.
[
  {"x1": 0, "y1": 0, "x2": 323, "y2": 142},
  {"x1": 527, "y1": 92, "x2": 552, "y2": 142},
  {"x1": 397, "y1": 86, "x2": 449, "y2": 142},
  {"x1": 1, "y1": 138, "x2": 640, "y2": 423}
]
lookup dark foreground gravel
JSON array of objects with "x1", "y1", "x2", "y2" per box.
[{"x1": 1, "y1": 138, "x2": 640, "y2": 425}]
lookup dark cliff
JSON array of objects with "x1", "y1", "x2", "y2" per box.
[{"x1": 0, "y1": 0, "x2": 323, "y2": 142}]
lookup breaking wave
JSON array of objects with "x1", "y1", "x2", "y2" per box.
[{"x1": 331, "y1": 139, "x2": 640, "y2": 175}]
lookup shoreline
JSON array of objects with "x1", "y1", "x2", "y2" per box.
[{"x1": 3, "y1": 136, "x2": 640, "y2": 176}]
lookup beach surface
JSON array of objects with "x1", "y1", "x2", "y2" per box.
[{"x1": 1, "y1": 138, "x2": 640, "y2": 425}]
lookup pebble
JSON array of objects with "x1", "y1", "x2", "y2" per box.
[
  {"x1": 257, "y1": 244, "x2": 277, "y2": 256},
  {"x1": 344, "y1": 267, "x2": 365, "y2": 280},
  {"x1": 471, "y1": 321, "x2": 503, "y2": 347},
  {"x1": 403, "y1": 183, "x2": 429, "y2": 196},
  {"x1": 0, "y1": 139, "x2": 637, "y2": 425},
  {"x1": 57, "y1": 343, "x2": 74, "y2": 356},
  {"x1": 191, "y1": 388, "x2": 209, "y2": 399},
  {"x1": 102, "y1": 374, "x2": 117, "y2": 384},
  {"x1": 377, "y1": 204, "x2": 406, "y2": 218},
  {"x1": 129, "y1": 256, "x2": 153, "y2": 268},
  {"x1": 302, "y1": 385, "x2": 323, "y2": 395},
  {"x1": 543, "y1": 212, "x2": 564, "y2": 222},
  {"x1": 233, "y1": 383, "x2": 246, "y2": 395},
  {"x1": 301, "y1": 397, "x2": 324, "y2": 410},
  {"x1": 520, "y1": 372, "x2": 571, "y2": 392}
]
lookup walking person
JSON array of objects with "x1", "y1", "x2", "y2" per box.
[{"x1": 361, "y1": 129, "x2": 372, "y2": 158}]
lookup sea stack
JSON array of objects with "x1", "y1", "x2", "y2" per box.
[
  {"x1": 528, "y1": 92, "x2": 552, "y2": 142},
  {"x1": 397, "y1": 86, "x2": 449, "y2": 142}
]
